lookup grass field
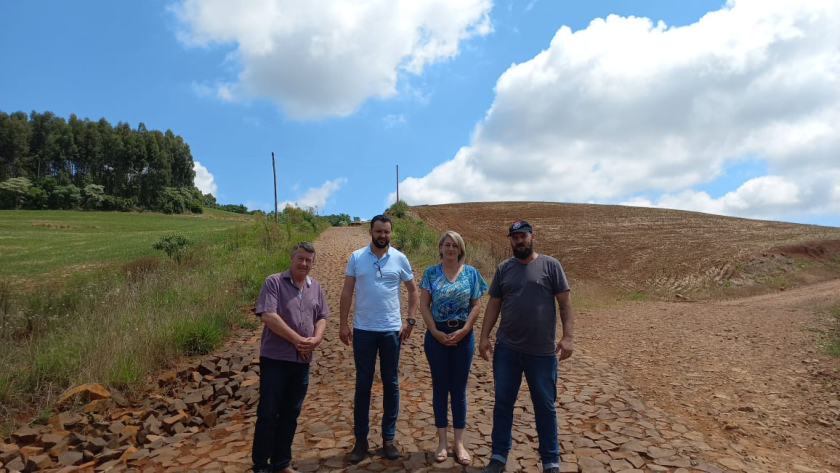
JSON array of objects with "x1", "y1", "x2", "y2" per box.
[
  {"x1": 0, "y1": 208, "x2": 329, "y2": 428},
  {"x1": 0, "y1": 209, "x2": 253, "y2": 282}
]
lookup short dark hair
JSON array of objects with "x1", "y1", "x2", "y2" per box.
[
  {"x1": 370, "y1": 214, "x2": 392, "y2": 229},
  {"x1": 291, "y1": 241, "x2": 316, "y2": 258}
]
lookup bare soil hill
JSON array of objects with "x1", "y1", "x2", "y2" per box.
[
  {"x1": 413, "y1": 202, "x2": 840, "y2": 295},
  {"x1": 415, "y1": 202, "x2": 840, "y2": 471}
]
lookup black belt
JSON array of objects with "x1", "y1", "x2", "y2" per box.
[{"x1": 437, "y1": 319, "x2": 466, "y2": 328}]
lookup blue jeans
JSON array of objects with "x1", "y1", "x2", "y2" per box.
[
  {"x1": 424, "y1": 322, "x2": 474, "y2": 429},
  {"x1": 353, "y1": 329, "x2": 401, "y2": 440},
  {"x1": 252, "y1": 357, "x2": 309, "y2": 472},
  {"x1": 491, "y1": 343, "x2": 559, "y2": 469}
]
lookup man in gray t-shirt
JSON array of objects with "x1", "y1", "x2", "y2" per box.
[{"x1": 479, "y1": 220, "x2": 575, "y2": 473}]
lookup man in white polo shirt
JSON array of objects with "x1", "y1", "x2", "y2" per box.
[{"x1": 339, "y1": 214, "x2": 418, "y2": 463}]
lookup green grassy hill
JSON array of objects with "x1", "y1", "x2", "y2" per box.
[
  {"x1": 0, "y1": 209, "x2": 253, "y2": 282},
  {"x1": 0, "y1": 208, "x2": 327, "y2": 429}
]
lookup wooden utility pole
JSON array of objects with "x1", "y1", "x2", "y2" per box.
[
  {"x1": 271, "y1": 152, "x2": 278, "y2": 225},
  {"x1": 396, "y1": 164, "x2": 399, "y2": 202}
]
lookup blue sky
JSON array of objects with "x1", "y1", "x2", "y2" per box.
[{"x1": 2, "y1": 0, "x2": 838, "y2": 226}]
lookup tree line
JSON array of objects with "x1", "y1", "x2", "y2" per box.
[{"x1": 0, "y1": 110, "x2": 209, "y2": 213}]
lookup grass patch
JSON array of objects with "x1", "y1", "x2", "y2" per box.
[
  {"x1": 172, "y1": 317, "x2": 225, "y2": 356},
  {"x1": 29, "y1": 406, "x2": 53, "y2": 426},
  {"x1": 822, "y1": 304, "x2": 840, "y2": 357},
  {"x1": 0, "y1": 207, "x2": 329, "y2": 425},
  {"x1": 568, "y1": 280, "x2": 621, "y2": 309},
  {"x1": 625, "y1": 292, "x2": 649, "y2": 301}
]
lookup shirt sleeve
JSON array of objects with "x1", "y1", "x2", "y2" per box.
[
  {"x1": 345, "y1": 252, "x2": 356, "y2": 277},
  {"x1": 468, "y1": 265, "x2": 489, "y2": 299},
  {"x1": 256, "y1": 276, "x2": 278, "y2": 316},
  {"x1": 551, "y1": 259, "x2": 571, "y2": 294},
  {"x1": 399, "y1": 254, "x2": 414, "y2": 282},
  {"x1": 420, "y1": 265, "x2": 433, "y2": 291}
]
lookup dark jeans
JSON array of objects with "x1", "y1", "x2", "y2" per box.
[
  {"x1": 353, "y1": 328, "x2": 401, "y2": 440},
  {"x1": 490, "y1": 343, "x2": 560, "y2": 468},
  {"x1": 252, "y1": 357, "x2": 310, "y2": 472},
  {"x1": 424, "y1": 322, "x2": 474, "y2": 429}
]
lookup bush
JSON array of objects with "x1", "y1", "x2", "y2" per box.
[
  {"x1": 388, "y1": 200, "x2": 410, "y2": 218},
  {"x1": 171, "y1": 317, "x2": 224, "y2": 356},
  {"x1": 23, "y1": 186, "x2": 48, "y2": 210},
  {"x1": 82, "y1": 184, "x2": 105, "y2": 210},
  {"x1": 0, "y1": 177, "x2": 33, "y2": 209},
  {"x1": 153, "y1": 234, "x2": 192, "y2": 263},
  {"x1": 49, "y1": 185, "x2": 82, "y2": 210},
  {"x1": 158, "y1": 186, "x2": 203, "y2": 214},
  {"x1": 325, "y1": 213, "x2": 351, "y2": 227}
]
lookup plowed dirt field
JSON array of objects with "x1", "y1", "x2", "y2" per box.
[{"x1": 414, "y1": 202, "x2": 840, "y2": 471}]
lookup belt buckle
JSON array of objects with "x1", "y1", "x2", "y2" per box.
[{"x1": 446, "y1": 319, "x2": 460, "y2": 327}]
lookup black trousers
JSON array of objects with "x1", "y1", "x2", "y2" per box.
[{"x1": 251, "y1": 357, "x2": 309, "y2": 472}]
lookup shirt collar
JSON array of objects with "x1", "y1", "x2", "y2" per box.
[
  {"x1": 367, "y1": 244, "x2": 392, "y2": 258},
  {"x1": 281, "y1": 269, "x2": 311, "y2": 287}
]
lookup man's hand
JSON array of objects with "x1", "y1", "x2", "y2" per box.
[
  {"x1": 339, "y1": 323, "x2": 352, "y2": 346},
  {"x1": 297, "y1": 336, "x2": 321, "y2": 359},
  {"x1": 556, "y1": 336, "x2": 573, "y2": 361},
  {"x1": 478, "y1": 336, "x2": 493, "y2": 361},
  {"x1": 398, "y1": 320, "x2": 413, "y2": 342}
]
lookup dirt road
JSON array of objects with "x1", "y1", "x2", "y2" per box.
[{"x1": 130, "y1": 227, "x2": 839, "y2": 473}]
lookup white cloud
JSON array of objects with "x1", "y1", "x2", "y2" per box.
[
  {"x1": 383, "y1": 114, "x2": 407, "y2": 128},
  {"x1": 279, "y1": 177, "x2": 347, "y2": 210},
  {"x1": 193, "y1": 161, "x2": 217, "y2": 196},
  {"x1": 190, "y1": 81, "x2": 213, "y2": 97},
  {"x1": 628, "y1": 173, "x2": 840, "y2": 221},
  {"x1": 173, "y1": 0, "x2": 492, "y2": 119},
  {"x1": 216, "y1": 83, "x2": 235, "y2": 101},
  {"x1": 395, "y1": 0, "x2": 840, "y2": 222}
]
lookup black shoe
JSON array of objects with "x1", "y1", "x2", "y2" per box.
[
  {"x1": 348, "y1": 438, "x2": 369, "y2": 464},
  {"x1": 382, "y1": 439, "x2": 400, "y2": 460},
  {"x1": 484, "y1": 458, "x2": 506, "y2": 473},
  {"x1": 544, "y1": 468, "x2": 560, "y2": 473}
]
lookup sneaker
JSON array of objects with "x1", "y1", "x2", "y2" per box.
[
  {"x1": 382, "y1": 439, "x2": 400, "y2": 460},
  {"x1": 544, "y1": 468, "x2": 560, "y2": 473},
  {"x1": 484, "y1": 458, "x2": 506, "y2": 473},
  {"x1": 348, "y1": 438, "x2": 369, "y2": 464}
]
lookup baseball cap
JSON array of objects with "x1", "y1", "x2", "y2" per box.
[{"x1": 508, "y1": 220, "x2": 532, "y2": 236}]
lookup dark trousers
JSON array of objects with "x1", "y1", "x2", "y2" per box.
[
  {"x1": 424, "y1": 322, "x2": 474, "y2": 429},
  {"x1": 490, "y1": 343, "x2": 560, "y2": 468},
  {"x1": 252, "y1": 357, "x2": 309, "y2": 472},
  {"x1": 353, "y1": 328, "x2": 401, "y2": 440}
]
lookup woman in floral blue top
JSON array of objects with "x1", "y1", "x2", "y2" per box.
[{"x1": 419, "y1": 230, "x2": 488, "y2": 465}]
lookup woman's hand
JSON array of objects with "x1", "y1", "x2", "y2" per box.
[
  {"x1": 446, "y1": 328, "x2": 468, "y2": 345},
  {"x1": 431, "y1": 329, "x2": 450, "y2": 345}
]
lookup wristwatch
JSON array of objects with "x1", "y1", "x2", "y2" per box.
[{"x1": 407, "y1": 318, "x2": 416, "y2": 326}]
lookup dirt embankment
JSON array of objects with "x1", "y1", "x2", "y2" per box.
[{"x1": 414, "y1": 202, "x2": 840, "y2": 295}]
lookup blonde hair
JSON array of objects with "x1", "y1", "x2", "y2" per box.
[{"x1": 438, "y1": 230, "x2": 466, "y2": 263}]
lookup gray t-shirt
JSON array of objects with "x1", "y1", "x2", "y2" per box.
[{"x1": 488, "y1": 254, "x2": 570, "y2": 356}]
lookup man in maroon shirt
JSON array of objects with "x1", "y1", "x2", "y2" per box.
[{"x1": 251, "y1": 242, "x2": 330, "y2": 473}]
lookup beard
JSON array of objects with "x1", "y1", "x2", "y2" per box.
[
  {"x1": 512, "y1": 242, "x2": 534, "y2": 260},
  {"x1": 372, "y1": 236, "x2": 390, "y2": 249}
]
